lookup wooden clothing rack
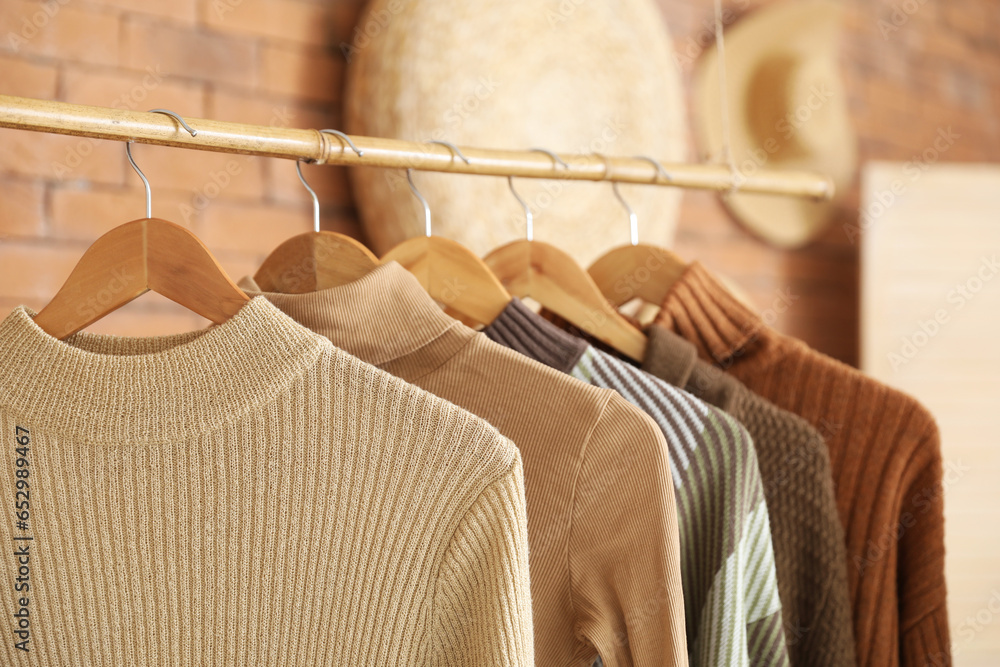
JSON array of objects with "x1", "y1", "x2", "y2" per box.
[{"x1": 0, "y1": 95, "x2": 833, "y2": 199}]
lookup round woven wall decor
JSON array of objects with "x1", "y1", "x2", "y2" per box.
[{"x1": 344, "y1": 0, "x2": 688, "y2": 265}]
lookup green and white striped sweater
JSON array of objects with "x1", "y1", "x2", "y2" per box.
[
  {"x1": 573, "y1": 348, "x2": 788, "y2": 667},
  {"x1": 485, "y1": 301, "x2": 789, "y2": 667}
]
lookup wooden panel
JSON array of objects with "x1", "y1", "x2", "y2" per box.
[{"x1": 862, "y1": 162, "x2": 1000, "y2": 665}]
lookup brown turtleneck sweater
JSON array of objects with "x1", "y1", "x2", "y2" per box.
[
  {"x1": 641, "y1": 325, "x2": 855, "y2": 667},
  {"x1": 654, "y1": 263, "x2": 949, "y2": 667}
]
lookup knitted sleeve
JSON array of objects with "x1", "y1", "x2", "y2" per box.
[
  {"x1": 569, "y1": 394, "x2": 688, "y2": 667},
  {"x1": 898, "y1": 424, "x2": 951, "y2": 667},
  {"x1": 431, "y1": 452, "x2": 534, "y2": 667}
]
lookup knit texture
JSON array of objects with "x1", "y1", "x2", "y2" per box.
[
  {"x1": 485, "y1": 300, "x2": 789, "y2": 667},
  {"x1": 654, "y1": 263, "x2": 950, "y2": 667},
  {"x1": 642, "y1": 324, "x2": 856, "y2": 667},
  {"x1": 239, "y1": 265, "x2": 689, "y2": 667},
  {"x1": 0, "y1": 298, "x2": 533, "y2": 666}
]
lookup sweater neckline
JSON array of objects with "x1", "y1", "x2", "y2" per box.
[
  {"x1": 655, "y1": 262, "x2": 766, "y2": 364},
  {"x1": 0, "y1": 297, "x2": 326, "y2": 444},
  {"x1": 238, "y1": 262, "x2": 472, "y2": 370},
  {"x1": 482, "y1": 298, "x2": 587, "y2": 374}
]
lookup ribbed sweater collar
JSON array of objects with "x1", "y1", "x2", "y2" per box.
[
  {"x1": 238, "y1": 262, "x2": 473, "y2": 373},
  {"x1": 0, "y1": 297, "x2": 325, "y2": 444},
  {"x1": 654, "y1": 262, "x2": 766, "y2": 364},
  {"x1": 642, "y1": 323, "x2": 740, "y2": 413},
  {"x1": 641, "y1": 324, "x2": 698, "y2": 386},
  {"x1": 482, "y1": 299, "x2": 587, "y2": 374}
]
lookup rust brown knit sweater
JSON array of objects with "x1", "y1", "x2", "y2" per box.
[
  {"x1": 654, "y1": 263, "x2": 950, "y2": 667},
  {"x1": 642, "y1": 324, "x2": 855, "y2": 667}
]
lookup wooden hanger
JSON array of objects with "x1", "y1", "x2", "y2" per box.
[
  {"x1": 33, "y1": 117, "x2": 250, "y2": 340},
  {"x1": 588, "y1": 158, "x2": 688, "y2": 308},
  {"x1": 483, "y1": 168, "x2": 647, "y2": 362},
  {"x1": 255, "y1": 130, "x2": 379, "y2": 293},
  {"x1": 381, "y1": 143, "x2": 511, "y2": 326}
]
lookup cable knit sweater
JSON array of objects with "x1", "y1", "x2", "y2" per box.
[
  {"x1": 642, "y1": 324, "x2": 855, "y2": 667},
  {"x1": 655, "y1": 263, "x2": 950, "y2": 667},
  {"x1": 0, "y1": 298, "x2": 534, "y2": 666}
]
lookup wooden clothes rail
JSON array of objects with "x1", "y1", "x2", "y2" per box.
[{"x1": 0, "y1": 95, "x2": 834, "y2": 199}]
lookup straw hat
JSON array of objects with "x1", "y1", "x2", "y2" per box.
[
  {"x1": 343, "y1": 0, "x2": 688, "y2": 266},
  {"x1": 693, "y1": 0, "x2": 856, "y2": 247}
]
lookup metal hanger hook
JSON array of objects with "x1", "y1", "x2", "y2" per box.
[
  {"x1": 295, "y1": 161, "x2": 321, "y2": 233},
  {"x1": 297, "y1": 130, "x2": 363, "y2": 232},
  {"x1": 596, "y1": 153, "x2": 640, "y2": 246},
  {"x1": 406, "y1": 169, "x2": 432, "y2": 237},
  {"x1": 429, "y1": 140, "x2": 471, "y2": 164},
  {"x1": 125, "y1": 142, "x2": 153, "y2": 219},
  {"x1": 320, "y1": 128, "x2": 364, "y2": 158},
  {"x1": 635, "y1": 155, "x2": 671, "y2": 183},
  {"x1": 148, "y1": 108, "x2": 198, "y2": 137},
  {"x1": 507, "y1": 176, "x2": 534, "y2": 242},
  {"x1": 127, "y1": 109, "x2": 198, "y2": 218},
  {"x1": 612, "y1": 182, "x2": 639, "y2": 246},
  {"x1": 529, "y1": 147, "x2": 570, "y2": 171}
]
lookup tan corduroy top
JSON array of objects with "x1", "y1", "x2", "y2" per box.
[
  {"x1": 240, "y1": 263, "x2": 689, "y2": 667},
  {"x1": 641, "y1": 325, "x2": 855, "y2": 667},
  {"x1": 0, "y1": 298, "x2": 534, "y2": 666},
  {"x1": 655, "y1": 263, "x2": 950, "y2": 667}
]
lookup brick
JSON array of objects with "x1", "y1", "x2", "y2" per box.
[
  {"x1": 207, "y1": 89, "x2": 327, "y2": 128},
  {"x1": 85, "y1": 295, "x2": 208, "y2": 336},
  {"x1": 0, "y1": 128, "x2": 126, "y2": 185},
  {"x1": 0, "y1": 1, "x2": 119, "y2": 67},
  {"x1": 942, "y1": 2, "x2": 989, "y2": 43},
  {"x1": 267, "y1": 161, "x2": 351, "y2": 208},
  {"x1": 123, "y1": 18, "x2": 256, "y2": 89},
  {"x1": 0, "y1": 240, "x2": 86, "y2": 303},
  {"x1": 327, "y1": 1, "x2": 366, "y2": 44},
  {"x1": 210, "y1": 250, "x2": 266, "y2": 287},
  {"x1": 924, "y1": 30, "x2": 975, "y2": 63},
  {"x1": 260, "y1": 43, "x2": 342, "y2": 103},
  {"x1": 49, "y1": 185, "x2": 195, "y2": 242},
  {"x1": 82, "y1": 0, "x2": 197, "y2": 23},
  {"x1": 62, "y1": 64, "x2": 206, "y2": 116},
  {"x1": 198, "y1": 200, "x2": 311, "y2": 255},
  {"x1": 0, "y1": 54, "x2": 58, "y2": 98},
  {"x1": 0, "y1": 180, "x2": 45, "y2": 238},
  {"x1": 125, "y1": 143, "x2": 266, "y2": 202},
  {"x1": 200, "y1": 0, "x2": 330, "y2": 47}
]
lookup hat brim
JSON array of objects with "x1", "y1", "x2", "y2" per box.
[{"x1": 693, "y1": 0, "x2": 857, "y2": 247}]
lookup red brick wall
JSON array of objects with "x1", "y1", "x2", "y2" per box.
[{"x1": 1, "y1": 0, "x2": 998, "y2": 365}]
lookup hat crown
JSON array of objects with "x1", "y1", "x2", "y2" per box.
[{"x1": 747, "y1": 55, "x2": 840, "y2": 158}]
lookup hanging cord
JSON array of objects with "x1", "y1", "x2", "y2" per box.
[{"x1": 713, "y1": 0, "x2": 740, "y2": 196}]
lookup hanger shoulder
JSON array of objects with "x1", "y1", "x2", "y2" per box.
[
  {"x1": 382, "y1": 236, "x2": 432, "y2": 286},
  {"x1": 33, "y1": 219, "x2": 150, "y2": 339},
  {"x1": 255, "y1": 231, "x2": 378, "y2": 294},
  {"x1": 482, "y1": 240, "x2": 533, "y2": 295},
  {"x1": 146, "y1": 218, "x2": 250, "y2": 324},
  {"x1": 588, "y1": 243, "x2": 688, "y2": 307},
  {"x1": 34, "y1": 218, "x2": 249, "y2": 340},
  {"x1": 384, "y1": 236, "x2": 511, "y2": 326},
  {"x1": 426, "y1": 236, "x2": 511, "y2": 324},
  {"x1": 484, "y1": 240, "x2": 647, "y2": 362}
]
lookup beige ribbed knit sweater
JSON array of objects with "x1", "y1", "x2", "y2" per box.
[
  {"x1": 0, "y1": 298, "x2": 534, "y2": 666},
  {"x1": 239, "y1": 264, "x2": 689, "y2": 667}
]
